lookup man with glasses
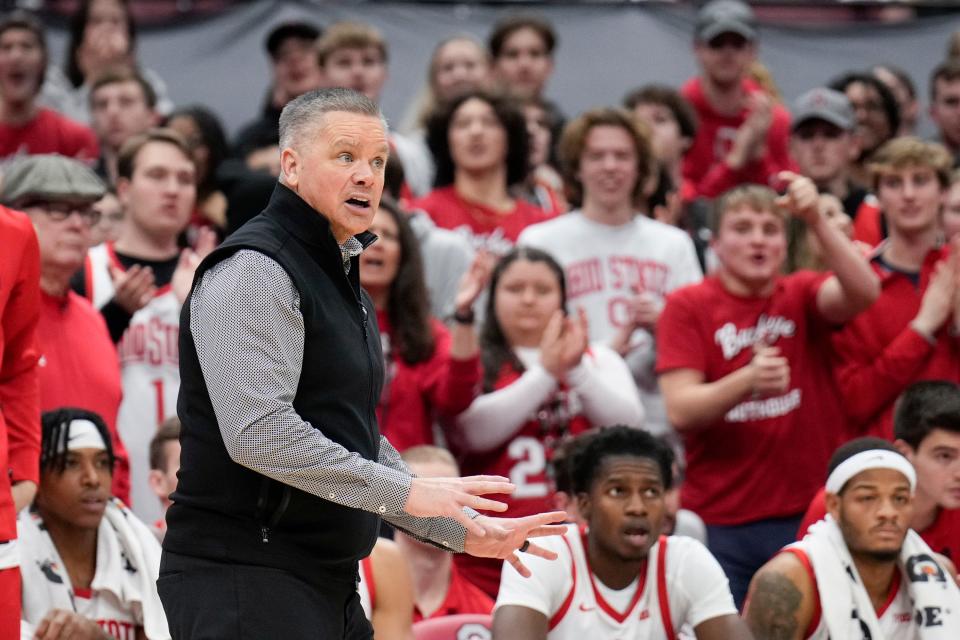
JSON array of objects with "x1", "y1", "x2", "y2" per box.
[
  {"x1": 70, "y1": 129, "x2": 213, "y2": 524},
  {"x1": 790, "y1": 87, "x2": 884, "y2": 246},
  {"x1": 681, "y1": 0, "x2": 792, "y2": 199},
  {"x1": 1, "y1": 154, "x2": 131, "y2": 506}
]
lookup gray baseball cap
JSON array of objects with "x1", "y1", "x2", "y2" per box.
[
  {"x1": 1, "y1": 154, "x2": 106, "y2": 206},
  {"x1": 696, "y1": 0, "x2": 757, "y2": 43},
  {"x1": 792, "y1": 87, "x2": 855, "y2": 131}
]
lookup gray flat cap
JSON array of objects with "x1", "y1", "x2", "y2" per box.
[{"x1": 1, "y1": 154, "x2": 106, "y2": 206}]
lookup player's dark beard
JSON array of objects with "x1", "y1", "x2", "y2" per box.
[{"x1": 862, "y1": 549, "x2": 900, "y2": 563}]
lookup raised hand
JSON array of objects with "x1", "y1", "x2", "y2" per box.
[
  {"x1": 540, "y1": 310, "x2": 568, "y2": 379},
  {"x1": 630, "y1": 290, "x2": 664, "y2": 332},
  {"x1": 172, "y1": 227, "x2": 218, "y2": 304},
  {"x1": 464, "y1": 511, "x2": 569, "y2": 577},
  {"x1": 559, "y1": 308, "x2": 589, "y2": 370},
  {"x1": 109, "y1": 263, "x2": 155, "y2": 314},
  {"x1": 404, "y1": 474, "x2": 515, "y2": 537},
  {"x1": 750, "y1": 345, "x2": 790, "y2": 397},
  {"x1": 914, "y1": 253, "x2": 958, "y2": 339},
  {"x1": 775, "y1": 171, "x2": 821, "y2": 225},
  {"x1": 453, "y1": 250, "x2": 495, "y2": 314},
  {"x1": 727, "y1": 92, "x2": 773, "y2": 168}
]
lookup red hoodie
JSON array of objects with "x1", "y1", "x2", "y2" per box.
[
  {"x1": 681, "y1": 77, "x2": 793, "y2": 199},
  {"x1": 0, "y1": 206, "x2": 41, "y2": 543}
]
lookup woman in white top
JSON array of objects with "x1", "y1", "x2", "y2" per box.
[{"x1": 451, "y1": 246, "x2": 645, "y2": 597}]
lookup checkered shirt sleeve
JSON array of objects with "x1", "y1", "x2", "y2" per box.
[{"x1": 191, "y1": 249, "x2": 468, "y2": 551}]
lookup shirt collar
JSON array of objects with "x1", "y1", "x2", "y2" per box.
[{"x1": 340, "y1": 236, "x2": 364, "y2": 274}]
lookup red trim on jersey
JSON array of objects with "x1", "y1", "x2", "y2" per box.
[
  {"x1": 361, "y1": 556, "x2": 376, "y2": 612},
  {"x1": 105, "y1": 241, "x2": 122, "y2": 272},
  {"x1": 548, "y1": 535, "x2": 578, "y2": 630},
  {"x1": 782, "y1": 548, "x2": 820, "y2": 639},
  {"x1": 876, "y1": 569, "x2": 901, "y2": 618},
  {"x1": 73, "y1": 586, "x2": 93, "y2": 599},
  {"x1": 655, "y1": 536, "x2": 676, "y2": 639},
  {"x1": 581, "y1": 530, "x2": 647, "y2": 624},
  {"x1": 784, "y1": 546, "x2": 903, "y2": 636}
]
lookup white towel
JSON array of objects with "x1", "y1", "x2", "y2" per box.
[
  {"x1": 18, "y1": 499, "x2": 171, "y2": 640},
  {"x1": 800, "y1": 516, "x2": 960, "y2": 639}
]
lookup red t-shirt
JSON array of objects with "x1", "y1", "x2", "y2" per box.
[
  {"x1": 0, "y1": 108, "x2": 99, "y2": 162},
  {"x1": 413, "y1": 562, "x2": 494, "y2": 623},
  {"x1": 454, "y1": 364, "x2": 591, "y2": 597},
  {"x1": 376, "y1": 311, "x2": 478, "y2": 452},
  {"x1": 411, "y1": 186, "x2": 551, "y2": 255},
  {"x1": 37, "y1": 290, "x2": 131, "y2": 504},
  {"x1": 656, "y1": 273, "x2": 843, "y2": 525},
  {"x1": 681, "y1": 77, "x2": 794, "y2": 199},
  {"x1": 0, "y1": 206, "x2": 41, "y2": 543},
  {"x1": 799, "y1": 487, "x2": 960, "y2": 562},
  {"x1": 831, "y1": 247, "x2": 960, "y2": 440}
]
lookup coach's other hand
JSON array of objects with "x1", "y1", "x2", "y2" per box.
[{"x1": 465, "y1": 511, "x2": 569, "y2": 577}]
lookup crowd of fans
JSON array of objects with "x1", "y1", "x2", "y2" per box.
[{"x1": 2, "y1": 0, "x2": 960, "y2": 638}]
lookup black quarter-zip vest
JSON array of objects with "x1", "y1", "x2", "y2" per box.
[{"x1": 163, "y1": 184, "x2": 385, "y2": 588}]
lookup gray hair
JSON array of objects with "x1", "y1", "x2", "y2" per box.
[{"x1": 278, "y1": 87, "x2": 388, "y2": 153}]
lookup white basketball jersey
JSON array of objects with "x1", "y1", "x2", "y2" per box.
[
  {"x1": 74, "y1": 588, "x2": 141, "y2": 640},
  {"x1": 85, "y1": 243, "x2": 181, "y2": 525},
  {"x1": 782, "y1": 548, "x2": 916, "y2": 640},
  {"x1": 358, "y1": 555, "x2": 374, "y2": 621},
  {"x1": 546, "y1": 530, "x2": 676, "y2": 639},
  {"x1": 497, "y1": 525, "x2": 736, "y2": 640}
]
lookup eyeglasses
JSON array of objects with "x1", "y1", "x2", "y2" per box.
[{"x1": 22, "y1": 201, "x2": 101, "y2": 227}]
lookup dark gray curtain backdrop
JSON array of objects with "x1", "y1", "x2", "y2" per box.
[{"x1": 42, "y1": 1, "x2": 960, "y2": 137}]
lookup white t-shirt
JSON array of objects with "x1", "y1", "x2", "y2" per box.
[
  {"x1": 518, "y1": 213, "x2": 702, "y2": 435},
  {"x1": 495, "y1": 525, "x2": 735, "y2": 639}
]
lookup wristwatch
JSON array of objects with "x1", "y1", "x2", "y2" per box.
[{"x1": 451, "y1": 307, "x2": 475, "y2": 325}]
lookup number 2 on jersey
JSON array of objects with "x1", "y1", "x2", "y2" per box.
[{"x1": 508, "y1": 437, "x2": 548, "y2": 499}]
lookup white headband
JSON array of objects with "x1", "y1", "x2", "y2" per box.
[
  {"x1": 67, "y1": 419, "x2": 108, "y2": 452},
  {"x1": 826, "y1": 449, "x2": 917, "y2": 495}
]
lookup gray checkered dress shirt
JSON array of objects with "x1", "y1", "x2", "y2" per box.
[{"x1": 190, "y1": 247, "x2": 469, "y2": 551}]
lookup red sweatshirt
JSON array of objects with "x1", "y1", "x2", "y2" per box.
[
  {"x1": 0, "y1": 207, "x2": 41, "y2": 542},
  {"x1": 376, "y1": 311, "x2": 479, "y2": 452},
  {"x1": 831, "y1": 246, "x2": 960, "y2": 439},
  {"x1": 412, "y1": 186, "x2": 551, "y2": 255},
  {"x1": 37, "y1": 290, "x2": 131, "y2": 503},
  {"x1": 0, "y1": 108, "x2": 98, "y2": 162},
  {"x1": 681, "y1": 77, "x2": 793, "y2": 199}
]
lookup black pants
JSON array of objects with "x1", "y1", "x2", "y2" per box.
[{"x1": 158, "y1": 551, "x2": 373, "y2": 640}]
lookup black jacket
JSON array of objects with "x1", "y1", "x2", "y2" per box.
[{"x1": 164, "y1": 184, "x2": 385, "y2": 588}]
